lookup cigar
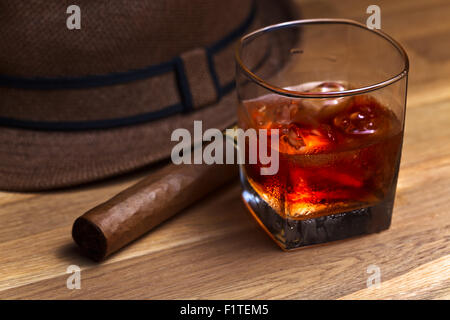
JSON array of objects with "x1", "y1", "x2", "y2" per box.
[{"x1": 72, "y1": 159, "x2": 238, "y2": 261}]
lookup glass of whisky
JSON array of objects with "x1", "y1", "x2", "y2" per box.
[{"x1": 235, "y1": 19, "x2": 409, "y2": 250}]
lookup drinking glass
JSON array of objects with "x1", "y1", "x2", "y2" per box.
[{"x1": 235, "y1": 19, "x2": 409, "y2": 250}]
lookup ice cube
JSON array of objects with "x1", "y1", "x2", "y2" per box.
[
  {"x1": 286, "y1": 123, "x2": 306, "y2": 150},
  {"x1": 333, "y1": 96, "x2": 389, "y2": 136},
  {"x1": 282, "y1": 123, "x2": 337, "y2": 154},
  {"x1": 302, "y1": 81, "x2": 352, "y2": 121},
  {"x1": 253, "y1": 104, "x2": 268, "y2": 126},
  {"x1": 301, "y1": 124, "x2": 337, "y2": 151},
  {"x1": 312, "y1": 81, "x2": 346, "y2": 93},
  {"x1": 289, "y1": 101, "x2": 319, "y2": 126},
  {"x1": 274, "y1": 103, "x2": 292, "y2": 126}
]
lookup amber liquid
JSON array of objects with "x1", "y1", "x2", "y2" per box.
[{"x1": 239, "y1": 83, "x2": 403, "y2": 249}]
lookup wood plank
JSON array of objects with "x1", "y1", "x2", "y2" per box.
[
  {"x1": 339, "y1": 255, "x2": 450, "y2": 300},
  {"x1": 1, "y1": 130, "x2": 449, "y2": 298},
  {"x1": 0, "y1": 183, "x2": 247, "y2": 292},
  {"x1": 1, "y1": 0, "x2": 449, "y2": 300}
]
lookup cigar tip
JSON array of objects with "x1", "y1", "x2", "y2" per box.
[{"x1": 72, "y1": 217, "x2": 107, "y2": 262}]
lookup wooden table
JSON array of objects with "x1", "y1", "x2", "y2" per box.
[{"x1": 0, "y1": 0, "x2": 449, "y2": 299}]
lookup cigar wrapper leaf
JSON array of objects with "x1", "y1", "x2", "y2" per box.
[{"x1": 72, "y1": 134, "x2": 239, "y2": 261}]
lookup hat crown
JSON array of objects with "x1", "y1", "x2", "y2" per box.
[
  {"x1": 0, "y1": 0, "x2": 260, "y2": 128},
  {"x1": 1, "y1": 0, "x2": 253, "y2": 77}
]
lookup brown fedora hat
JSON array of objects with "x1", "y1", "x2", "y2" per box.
[{"x1": 0, "y1": 0, "x2": 297, "y2": 191}]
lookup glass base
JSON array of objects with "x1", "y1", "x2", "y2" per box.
[{"x1": 241, "y1": 174, "x2": 394, "y2": 250}]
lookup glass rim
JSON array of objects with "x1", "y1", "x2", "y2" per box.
[{"x1": 235, "y1": 18, "x2": 410, "y2": 99}]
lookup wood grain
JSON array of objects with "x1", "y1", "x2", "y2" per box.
[
  {"x1": 0, "y1": 0, "x2": 449, "y2": 299},
  {"x1": 339, "y1": 255, "x2": 450, "y2": 300}
]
